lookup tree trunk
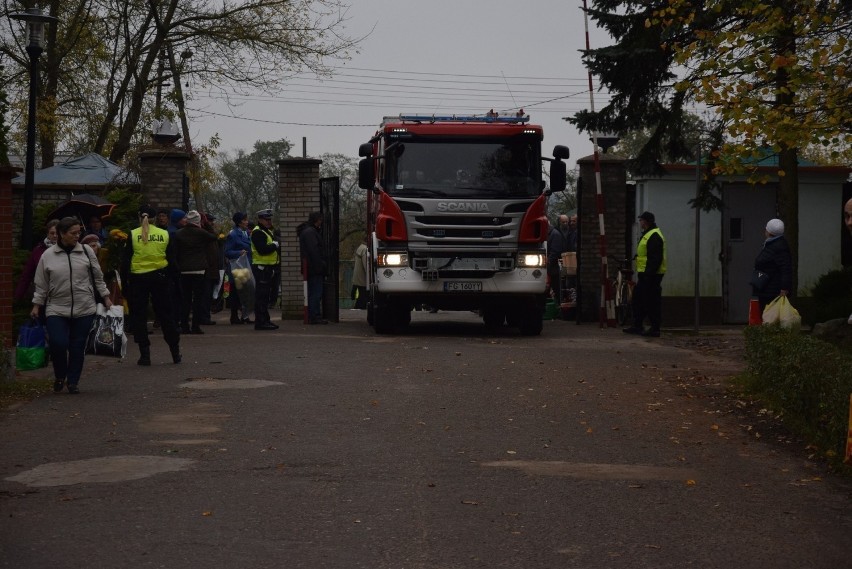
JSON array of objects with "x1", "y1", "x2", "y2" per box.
[
  {"x1": 775, "y1": 14, "x2": 798, "y2": 296},
  {"x1": 777, "y1": 146, "x2": 799, "y2": 297}
]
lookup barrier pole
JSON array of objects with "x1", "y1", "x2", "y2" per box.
[{"x1": 581, "y1": 0, "x2": 612, "y2": 327}]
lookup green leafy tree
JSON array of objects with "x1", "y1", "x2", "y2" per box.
[
  {"x1": 206, "y1": 139, "x2": 292, "y2": 222},
  {"x1": 319, "y1": 152, "x2": 362, "y2": 258},
  {"x1": 570, "y1": 0, "x2": 852, "y2": 294}
]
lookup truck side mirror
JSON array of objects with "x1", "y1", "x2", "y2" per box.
[
  {"x1": 358, "y1": 143, "x2": 374, "y2": 158},
  {"x1": 358, "y1": 158, "x2": 375, "y2": 190},
  {"x1": 552, "y1": 145, "x2": 570, "y2": 160},
  {"x1": 550, "y1": 159, "x2": 566, "y2": 193}
]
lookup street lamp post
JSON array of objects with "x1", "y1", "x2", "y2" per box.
[{"x1": 11, "y1": 7, "x2": 58, "y2": 250}]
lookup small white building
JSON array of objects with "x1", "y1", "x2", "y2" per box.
[{"x1": 632, "y1": 160, "x2": 850, "y2": 324}]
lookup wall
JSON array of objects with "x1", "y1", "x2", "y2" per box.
[
  {"x1": 634, "y1": 164, "x2": 849, "y2": 326},
  {"x1": 278, "y1": 158, "x2": 322, "y2": 319},
  {"x1": 634, "y1": 174, "x2": 723, "y2": 297},
  {"x1": 798, "y1": 172, "x2": 844, "y2": 291},
  {"x1": 138, "y1": 149, "x2": 190, "y2": 210},
  {"x1": 0, "y1": 166, "x2": 19, "y2": 380},
  {"x1": 576, "y1": 153, "x2": 629, "y2": 323}
]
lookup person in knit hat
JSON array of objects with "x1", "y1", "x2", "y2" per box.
[
  {"x1": 168, "y1": 209, "x2": 187, "y2": 237},
  {"x1": 751, "y1": 218, "x2": 792, "y2": 310},
  {"x1": 174, "y1": 210, "x2": 217, "y2": 333},
  {"x1": 224, "y1": 211, "x2": 254, "y2": 324}
]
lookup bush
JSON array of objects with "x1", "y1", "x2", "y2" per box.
[
  {"x1": 802, "y1": 267, "x2": 852, "y2": 326},
  {"x1": 743, "y1": 325, "x2": 852, "y2": 467}
]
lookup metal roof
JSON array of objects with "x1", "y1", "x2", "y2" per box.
[{"x1": 12, "y1": 152, "x2": 138, "y2": 186}]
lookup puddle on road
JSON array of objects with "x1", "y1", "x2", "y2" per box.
[
  {"x1": 178, "y1": 377, "x2": 284, "y2": 390},
  {"x1": 5, "y1": 455, "x2": 195, "y2": 487},
  {"x1": 483, "y1": 460, "x2": 697, "y2": 481}
]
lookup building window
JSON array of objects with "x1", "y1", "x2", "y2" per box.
[{"x1": 729, "y1": 217, "x2": 743, "y2": 241}]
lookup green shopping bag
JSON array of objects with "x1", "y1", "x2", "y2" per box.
[{"x1": 16, "y1": 318, "x2": 47, "y2": 371}]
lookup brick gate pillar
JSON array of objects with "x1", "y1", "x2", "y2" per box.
[
  {"x1": 576, "y1": 153, "x2": 630, "y2": 323},
  {"x1": 277, "y1": 158, "x2": 322, "y2": 320},
  {"x1": 0, "y1": 166, "x2": 19, "y2": 381},
  {"x1": 138, "y1": 149, "x2": 191, "y2": 211}
]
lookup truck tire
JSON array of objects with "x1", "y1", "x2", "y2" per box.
[
  {"x1": 517, "y1": 299, "x2": 544, "y2": 336},
  {"x1": 373, "y1": 295, "x2": 395, "y2": 334},
  {"x1": 518, "y1": 313, "x2": 543, "y2": 336},
  {"x1": 482, "y1": 308, "x2": 506, "y2": 329},
  {"x1": 394, "y1": 304, "x2": 412, "y2": 329}
]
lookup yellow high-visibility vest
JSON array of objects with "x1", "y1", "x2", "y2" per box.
[
  {"x1": 130, "y1": 226, "x2": 169, "y2": 274},
  {"x1": 251, "y1": 227, "x2": 279, "y2": 265},
  {"x1": 636, "y1": 227, "x2": 666, "y2": 274}
]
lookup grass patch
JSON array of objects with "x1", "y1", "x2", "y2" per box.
[
  {"x1": 743, "y1": 325, "x2": 852, "y2": 471},
  {"x1": 0, "y1": 378, "x2": 54, "y2": 410}
]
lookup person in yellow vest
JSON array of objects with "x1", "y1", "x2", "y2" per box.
[
  {"x1": 121, "y1": 205, "x2": 182, "y2": 365},
  {"x1": 624, "y1": 211, "x2": 666, "y2": 337},
  {"x1": 250, "y1": 209, "x2": 280, "y2": 330}
]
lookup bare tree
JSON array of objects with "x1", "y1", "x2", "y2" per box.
[{"x1": 1, "y1": 0, "x2": 358, "y2": 166}]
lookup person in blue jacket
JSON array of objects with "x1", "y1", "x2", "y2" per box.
[{"x1": 225, "y1": 211, "x2": 253, "y2": 324}]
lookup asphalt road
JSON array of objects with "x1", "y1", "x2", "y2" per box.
[{"x1": 1, "y1": 310, "x2": 850, "y2": 568}]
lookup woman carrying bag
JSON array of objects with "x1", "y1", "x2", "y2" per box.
[
  {"x1": 31, "y1": 217, "x2": 112, "y2": 394},
  {"x1": 751, "y1": 218, "x2": 793, "y2": 311}
]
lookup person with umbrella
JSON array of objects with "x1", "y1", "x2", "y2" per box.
[
  {"x1": 48, "y1": 193, "x2": 115, "y2": 230},
  {"x1": 85, "y1": 215, "x2": 108, "y2": 245}
]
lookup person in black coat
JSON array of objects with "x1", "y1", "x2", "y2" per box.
[
  {"x1": 546, "y1": 214, "x2": 571, "y2": 302},
  {"x1": 298, "y1": 211, "x2": 328, "y2": 324},
  {"x1": 751, "y1": 218, "x2": 793, "y2": 310}
]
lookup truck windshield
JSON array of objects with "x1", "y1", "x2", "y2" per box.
[{"x1": 387, "y1": 139, "x2": 541, "y2": 198}]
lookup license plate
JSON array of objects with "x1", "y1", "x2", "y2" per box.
[{"x1": 443, "y1": 281, "x2": 482, "y2": 292}]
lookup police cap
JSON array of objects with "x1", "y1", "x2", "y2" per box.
[{"x1": 256, "y1": 209, "x2": 273, "y2": 219}]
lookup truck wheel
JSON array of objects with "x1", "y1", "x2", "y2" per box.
[
  {"x1": 373, "y1": 298, "x2": 394, "y2": 334},
  {"x1": 482, "y1": 308, "x2": 506, "y2": 329},
  {"x1": 394, "y1": 305, "x2": 412, "y2": 328},
  {"x1": 517, "y1": 300, "x2": 544, "y2": 336}
]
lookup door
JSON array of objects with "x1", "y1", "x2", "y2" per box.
[
  {"x1": 722, "y1": 183, "x2": 777, "y2": 323},
  {"x1": 320, "y1": 177, "x2": 340, "y2": 322}
]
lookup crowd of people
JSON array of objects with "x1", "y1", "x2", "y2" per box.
[
  {"x1": 22, "y1": 193, "x2": 851, "y2": 392},
  {"x1": 19, "y1": 204, "x2": 332, "y2": 391}
]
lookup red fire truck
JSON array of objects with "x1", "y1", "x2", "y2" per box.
[{"x1": 357, "y1": 113, "x2": 569, "y2": 334}]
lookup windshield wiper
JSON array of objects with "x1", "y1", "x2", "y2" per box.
[{"x1": 396, "y1": 187, "x2": 448, "y2": 197}]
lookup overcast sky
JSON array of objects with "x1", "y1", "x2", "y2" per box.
[{"x1": 185, "y1": 0, "x2": 613, "y2": 165}]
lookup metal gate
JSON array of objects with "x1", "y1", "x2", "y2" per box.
[{"x1": 320, "y1": 177, "x2": 340, "y2": 322}]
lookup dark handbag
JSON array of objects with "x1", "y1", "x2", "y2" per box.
[
  {"x1": 750, "y1": 269, "x2": 770, "y2": 291},
  {"x1": 84, "y1": 245, "x2": 105, "y2": 304}
]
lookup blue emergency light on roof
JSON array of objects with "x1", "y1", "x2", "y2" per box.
[{"x1": 397, "y1": 113, "x2": 530, "y2": 124}]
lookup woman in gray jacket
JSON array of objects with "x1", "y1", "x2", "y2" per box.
[{"x1": 31, "y1": 217, "x2": 112, "y2": 394}]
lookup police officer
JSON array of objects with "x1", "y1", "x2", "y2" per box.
[
  {"x1": 251, "y1": 209, "x2": 280, "y2": 330},
  {"x1": 121, "y1": 205, "x2": 182, "y2": 365},
  {"x1": 624, "y1": 211, "x2": 666, "y2": 337}
]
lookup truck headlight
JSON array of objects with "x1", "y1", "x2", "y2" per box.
[
  {"x1": 377, "y1": 252, "x2": 408, "y2": 267},
  {"x1": 518, "y1": 252, "x2": 545, "y2": 267}
]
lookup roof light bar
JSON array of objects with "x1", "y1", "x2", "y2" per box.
[{"x1": 396, "y1": 113, "x2": 530, "y2": 124}]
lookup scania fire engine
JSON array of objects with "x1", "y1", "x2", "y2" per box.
[{"x1": 357, "y1": 113, "x2": 569, "y2": 335}]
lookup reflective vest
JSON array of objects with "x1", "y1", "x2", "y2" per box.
[
  {"x1": 251, "y1": 227, "x2": 279, "y2": 265},
  {"x1": 636, "y1": 227, "x2": 666, "y2": 274},
  {"x1": 130, "y1": 225, "x2": 170, "y2": 274}
]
